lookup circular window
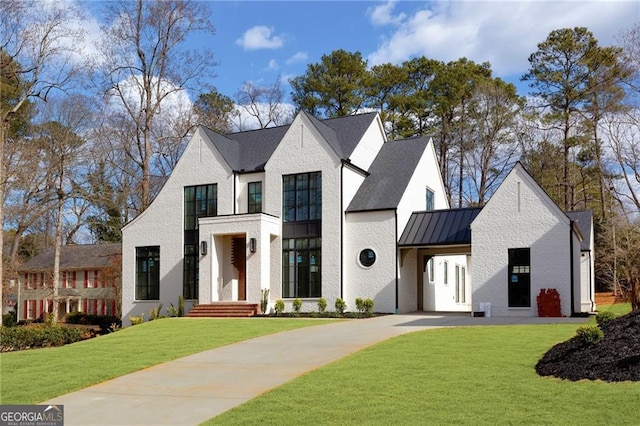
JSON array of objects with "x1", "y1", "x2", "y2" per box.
[{"x1": 359, "y1": 248, "x2": 376, "y2": 267}]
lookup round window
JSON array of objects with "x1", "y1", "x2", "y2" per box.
[{"x1": 359, "y1": 248, "x2": 376, "y2": 267}]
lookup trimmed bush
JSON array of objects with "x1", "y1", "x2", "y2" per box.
[
  {"x1": 1, "y1": 324, "x2": 84, "y2": 352},
  {"x1": 65, "y1": 312, "x2": 122, "y2": 333},
  {"x1": 596, "y1": 311, "x2": 616, "y2": 325},
  {"x1": 2, "y1": 311, "x2": 17, "y2": 327},
  {"x1": 335, "y1": 298, "x2": 347, "y2": 315},
  {"x1": 317, "y1": 297, "x2": 327, "y2": 313},
  {"x1": 292, "y1": 298, "x2": 302, "y2": 314},
  {"x1": 576, "y1": 325, "x2": 604, "y2": 345},
  {"x1": 363, "y1": 298, "x2": 374, "y2": 316},
  {"x1": 274, "y1": 299, "x2": 285, "y2": 316}
]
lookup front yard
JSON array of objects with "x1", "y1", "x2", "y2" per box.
[{"x1": 0, "y1": 318, "x2": 338, "y2": 404}]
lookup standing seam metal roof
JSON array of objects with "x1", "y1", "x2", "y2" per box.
[{"x1": 399, "y1": 207, "x2": 483, "y2": 246}]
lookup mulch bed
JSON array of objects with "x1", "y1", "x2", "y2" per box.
[{"x1": 536, "y1": 309, "x2": 640, "y2": 382}]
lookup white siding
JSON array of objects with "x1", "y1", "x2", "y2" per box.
[
  {"x1": 471, "y1": 165, "x2": 575, "y2": 317},
  {"x1": 121, "y1": 128, "x2": 234, "y2": 324},
  {"x1": 344, "y1": 210, "x2": 397, "y2": 313},
  {"x1": 348, "y1": 116, "x2": 386, "y2": 171},
  {"x1": 264, "y1": 114, "x2": 343, "y2": 310}
]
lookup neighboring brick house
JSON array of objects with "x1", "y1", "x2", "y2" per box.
[{"x1": 16, "y1": 243, "x2": 121, "y2": 321}]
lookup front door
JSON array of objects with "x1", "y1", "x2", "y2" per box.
[{"x1": 231, "y1": 237, "x2": 247, "y2": 301}]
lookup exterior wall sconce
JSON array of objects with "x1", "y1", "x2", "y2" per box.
[
  {"x1": 200, "y1": 240, "x2": 207, "y2": 256},
  {"x1": 249, "y1": 237, "x2": 257, "y2": 253}
]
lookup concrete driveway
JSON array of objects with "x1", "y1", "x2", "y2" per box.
[{"x1": 44, "y1": 313, "x2": 588, "y2": 425}]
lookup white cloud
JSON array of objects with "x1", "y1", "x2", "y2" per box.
[
  {"x1": 286, "y1": 51, "x2": 308, "y2": 65},
  {"x1": 236, "y1": 26, "x2": 284, "y2": 50},
  {"x1": 368, "y1": 0, "x2": 406, "y2": 26},
  {"x1": 367, "y1": 1, "x2": 639, "y2": 76},
  {"x1": 266, "y1": 59, "x2": 278, "y2": 70}
]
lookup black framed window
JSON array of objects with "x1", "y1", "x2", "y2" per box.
[
  {"x1": 282, "y1": 237, "x2": 321, "y2": 298},
  {"x1": 136, "y1": 246, "x2": 160, "y2": 300},
  {"x1": 183, "y1": 184, "x2": 216, "y2": 300},
  {"x1": 183, "y1": 244, "x2": 198, "y2": 299},
  {"x1": 248, "y1": 181, "x2": 262, "y2": 213},
  {"x1": 508, "y1": 248, "x2": 531, "y2": 307},
  {"x1": 359, "y1": 248, "x2": 376, "y2": 267},
  {"x1": 283, "y1": 172, "x2": 321, "y2": 222}
]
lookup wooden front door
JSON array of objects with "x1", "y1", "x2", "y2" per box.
[{"x1": 232, "y1": 237, "x2": 247, "y2": 301}]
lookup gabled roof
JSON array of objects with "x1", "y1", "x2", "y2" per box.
[
  {"x1": 200, "y1": 112, "x2": 379, "y2": 173},
  {"x1": 17, "y1": 243, "x2": 122, "y2": 272},
  {"x1": 346, "y1": 136, "x2": 431, "y2": 212},
  {"x1": 399, "y1": 207, "x2": 483, "y2": 247},
  {"x1": 566, "y1": 210, "x2": 593, "y2": 251}
]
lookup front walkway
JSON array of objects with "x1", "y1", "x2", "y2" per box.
[{"x1": 44, "y1": 313, "x2": 588, "y2": 425}]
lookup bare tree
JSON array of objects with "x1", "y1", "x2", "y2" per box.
[
  {"x1": 233, "y1": 78, "x2": 292, "y2": 131},
  {"x1": 94, "y1": 0, "x2": 217, "y2": 213},
  {"x1": 0, "y1": 1, "x2": 86, "y2": 323}
]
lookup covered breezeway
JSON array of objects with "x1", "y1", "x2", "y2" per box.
[{"x1": 399, "y1": 207, "x2": 482, "y2": 313}]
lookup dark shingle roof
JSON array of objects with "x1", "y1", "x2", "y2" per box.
[
  {"x1": 399, "y1": 207, "x2": 483, "y2": 247},
  {"x1": 566, "y1": 210, "x2": 593, "y2": 251},
  {"x1": 201, "y1": 112, "x2": 379, "y2": 172},
  {"x1": 17, "y1": 243, "x2": 122, "y2": 272},
  {"x1": 346, "y1": 137, "x2": 430, "y2": 212}
]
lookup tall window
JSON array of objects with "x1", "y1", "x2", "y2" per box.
[
  {"x1": 282, "y1": 172, "x2": 321, "y2": 298},
  {"x1": 508, "y1": 248, "x2": 531, "y2": 307},
  {"x1": 456, "y1": 265, "x2": 466, "y2": 303},
  {"x1": 248, "y1": 181, "x2": 262, "y2": 213},
  {"x1": 426, "y1": 188, "x2": 435, "y2": 211},
  {"x1": 183, "y1": 184, "x2": 217, "y2": 300},
  {"x1": 283, "y1": 172, "x2": 321, "y2": 222},
  {"x1": 443, "y1": 261, "x2": 449, "y2": 285},
  {"x1": 136, "y1": 246, "x2": 160, "y2": 300},
  {"x1": 282, "y1": 237, "x2": 321, "y2": 298},
  {"x1": 428, "y1": 258, "x2": 435, "y2": 282}
]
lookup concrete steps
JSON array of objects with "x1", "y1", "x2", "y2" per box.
[{"x1": 186, "y1": 302, "x2": 260, "y2": 318}]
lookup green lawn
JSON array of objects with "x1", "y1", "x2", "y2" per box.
[
  {"x1": 207, "y1": 322, "x2": 639, "y2": 425},
  {"x1": 598, "y1": 302, "x2": 633, "y2": 316},
  {"x1": 0, "y1": 317, "x2": 337, "y2": 405}
]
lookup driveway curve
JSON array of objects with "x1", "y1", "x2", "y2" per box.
[{"x1": 45, "y1": 313, "x2": 588, "y2": 425}]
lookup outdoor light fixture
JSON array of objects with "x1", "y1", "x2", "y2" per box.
[
  {"x1": 200, "y1": 240, "x2": 207, "y2": 256},
  {"x1": 249, "y1": 237, "x2": 257, "y2": 253}
]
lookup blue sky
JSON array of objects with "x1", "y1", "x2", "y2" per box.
[{"x1": 85, "y1": 1, "x2": 639, "y2": 102}]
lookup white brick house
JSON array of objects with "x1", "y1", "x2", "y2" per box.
[
  {"x1": 470, "y1": 163, "x2": 594, "y2": 317},
  {"x1": 121, "y1": 112, "x2": 594, "y2": 323}
]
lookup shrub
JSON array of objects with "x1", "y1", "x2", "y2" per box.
[
  {"x1": 261, "y1": 289, "x2": 270, "y2": 314},
  {"x1": 317, "y1": 297, "x2": 327, "y2": 313},
  {"x1": 355, "y1": 297, "x2": 364, "y2": 315},
  {"x1": 2, "y1": 311, "x2": 17, "y2": 327},
  {"x1": 129, "y1": 313, "x2": 144, "y2": 325},
  {"x1": 335, "y1": 298, "x2": 347, "y2": 315},
  {"x1": 596, "y1": 311, "x2": 616, "y2": 325},
  {"x1": 363, "y1": 298, "x2": 374, "y2": 316},
  {"x1": 148, "y1": 303, "x2": 163, "y2": 321},
  {"x1": 0, "y1": 324, "x2": 84, "y2": 352},
  {"x1": 166, "y1": 304, "x2": 179, "y2": 317},
  {"x1": 292, "y1": 298, "x2": 302, "y2": 313},
  {"x1": 178, "y1": 295, "x2": 185, "y2": 317},
  {"x1": 576, "y1": 325, "x2": 604, "y2": 345},
  {"x1": 65, "y1": 313, "x2": 122, "y2": 333},
  {"x1": 274, "y1": 299, "x2": 285, "y2": 316}
]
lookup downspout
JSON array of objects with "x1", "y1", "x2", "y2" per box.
[
  {"x1": 588, "y1": 251, "x2": 594, "y2": 311},
  {"x1": 395, "y1": 210, "x2": 399, "y2": 314},
  {"x1": 569, "y1": 221, "x2": 575, "y2": 316},
  {"x1": 233, "y1": 171, "x2": 238, "y2": 215},
  {"x1": 340, "y1": 163, "x2": 344, "y2": 300}
]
